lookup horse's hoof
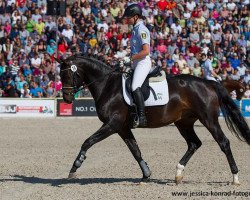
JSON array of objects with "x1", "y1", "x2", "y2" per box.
[
  {"x1": 175, "y1": 176, "x2": 183, "y2": 185},
  {"x1": 232, "y1": 181, "x2": 240, "y2": 186},
  {"x1": 68, "y1": 173, "x2": 77, "y2": 179},
  {"x1": 140, "y1": 176, "x2": 150, "y2": 183},
  {"x1": 139, "y1": 181, "x2": 148, "y2": 185}
]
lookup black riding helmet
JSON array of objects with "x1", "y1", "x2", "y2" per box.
[{"x1": 122, "y1": 4, "x2": 142, "y2": 18}]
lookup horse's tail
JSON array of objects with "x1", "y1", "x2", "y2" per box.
[{"x1": 215, "y1": 83, "x2": 250, "y2": 145}]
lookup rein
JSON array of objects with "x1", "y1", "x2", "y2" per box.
[{"x1": 61, "y1": 66, "x2": 120, "y2": 95}]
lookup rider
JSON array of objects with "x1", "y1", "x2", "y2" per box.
[
  {"x1": 201, "y1": 52, "x2": 222, "y2": 82},
  {"x1": 122, "y1": 4, "x2": 151, "y2": 127}
]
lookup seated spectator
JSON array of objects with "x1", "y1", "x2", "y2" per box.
[
  {"x1": 243, "y1": 69, "x2": 250, "y2": 84},
  {"x1": 114, "y1": 46, "x2": 128, "y2": 60},
  {"x1": 186, "y1": 53, "x2": 199, "y2": 69},
  {"x1": 20, "y1": 82, "x2": 31, "y2": 98},
  {"x1": 54, "y1": 75, "x2": 62, "y2": 97},
  {"x1": 35, "y1": 18, "x2": 45, "y2": 35},
  {"x1": 172, "y1": 48, "x2": 180, "y2": 62},
  {"x1": 9, "y1": 59, "x2": 20, "y2": 79},
  {"x1": 192, "y1": 63, "x2": 202, "y2": 77},
  {"x1": 16, "y1": 74, "x2": 27, "y2": 94},
  {"x1": 30, "y1": 52, "x2": 42, "y2": 76},
  {"x1": 44, "y1": 81, "x2": 56, "y2": 98},
  {"x1": 3, "y1": 82, "x2": 17, "y2": 97},
  {"x1": 0, "y1": 61, "x2": 7, "y2": 76},
  {"x1": 172, "y1": 62, "x2": 180, "y2": 75},
  {"x1": 229, "y1": 53, "x2": 241, "y2": 69},
  {"x1": 189, "y1": 28, "x2": 200, "y2": 45},
  {"x1": 244, "y1": 84, "x2": 250, "y2": 98},
  {"x1": 36, "y1": 39, "x2": 46, "y2": 54},
  {"x1": 22, "y1": 64, "x2": 32, "y2": 77},
  {"x1": 189, "y1": 42, "x2": 200, "y2": 55},
  {"x1": 211, "y1": 29, "x2": 222, "y2": 46},
  {"x1": 46, "y1": 39, "x2": 56, "y2": 55},
  {"x1": 30, "y1": 81, "x2": 43, "y2": 98},
  {"x1": 62, "y1": 24, "x2": 74, "y2": 43},
  {"x1": 180, "y1": 64, "x2": 191, "y2": 74},
  {"x1": 176, "y1": 54, "x2": 187, "y2": 70},
  {"x1": 156, "y1": 40, "x2": 167, "y2": 54},
  {"x1": 230, "y1": 68, "x2": 240, "y2": 81}
]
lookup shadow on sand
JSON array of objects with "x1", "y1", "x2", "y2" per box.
[
  {"x1": 0, "y1": 175, "x2": 176, "y2": 187},
  {"x1": 0, "y1": 175, "x2": 230, "y2": 187}
]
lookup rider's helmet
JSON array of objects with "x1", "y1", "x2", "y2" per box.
[{"x1": 122, "y1": 4, "x2": 142, "y2": 19}]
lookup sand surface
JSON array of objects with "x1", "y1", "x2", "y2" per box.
[{"x1": 0, "y1": 118, "x2": 249, "y2": 200}]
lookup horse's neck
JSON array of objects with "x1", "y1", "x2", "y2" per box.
[
  {"x1": 225, "y1": 81, "x2": 239, "y2": 92},
  {"x1": 83, "y1": 61, "x2": 114, "y2": 101}
]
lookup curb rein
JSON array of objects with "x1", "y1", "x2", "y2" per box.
[{"x1": 60, "y1": 63, "x2": 123, "y2": 96}]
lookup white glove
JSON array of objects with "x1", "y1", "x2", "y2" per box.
[{"x1": 217, "y1": 76, "x2": 222, "y2": 82}]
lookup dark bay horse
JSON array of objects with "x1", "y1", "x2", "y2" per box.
[
  {"x1": 56, "y1": 55, "x2": 250, "y2": 185},
  {"x1": 222, "y1": 79, "x2": 246, "y2": 101}
]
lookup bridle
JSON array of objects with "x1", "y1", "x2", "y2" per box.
[
  {"x1": 60, "y1": 62, "x2": 120, "y2": 97},
  {"x1": 60, "y1": 64, "x2": 83, "y2": 96}
]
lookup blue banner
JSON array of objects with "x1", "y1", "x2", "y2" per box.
[{"x1": 241, "y1": 99, "x2": 250, "y2": 117}]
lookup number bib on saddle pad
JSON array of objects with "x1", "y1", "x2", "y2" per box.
[{"x1": 122, "y1": 70, "x2": 169, "y2": 106}]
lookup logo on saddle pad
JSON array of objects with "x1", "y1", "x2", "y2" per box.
[{"x1": 122, "y1": 70, "x2": 169, "y2": 106}]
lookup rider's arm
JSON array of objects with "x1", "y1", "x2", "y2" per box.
[{"x1": 131, "y1": 43, "x2": 150, "y2": 61}]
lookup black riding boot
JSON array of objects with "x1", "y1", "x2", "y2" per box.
[{"x1": 132, "y1": 87, "x2": 147, "y2": 127}]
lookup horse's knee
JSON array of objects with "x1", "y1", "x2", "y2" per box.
[
  {"x1": 189, "y1": 140, "x2": 202, "y2": 151},
  {"x1": 219, "y1": 138, "x2": 230, "y2": 153}
]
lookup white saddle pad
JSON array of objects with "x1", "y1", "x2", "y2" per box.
[{"x1": 122, "y1": 74, "x2": 169, "y2": 106}]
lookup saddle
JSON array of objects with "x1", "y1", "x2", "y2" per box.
[{"x1": 125, "y1": 66, "x2": 162, "y2": 101}]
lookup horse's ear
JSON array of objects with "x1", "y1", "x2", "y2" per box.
[{"x1": 54, "y1": 57, "x2": 63, "y2": 65}]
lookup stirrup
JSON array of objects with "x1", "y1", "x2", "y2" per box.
[{"x1": 133, "y1": 115, "x2": 147, "y2": 128}]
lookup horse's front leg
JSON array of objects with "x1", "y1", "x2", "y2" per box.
[
  {"x1": 68, "y1": 123, "x2": 116, "y2": 179},
  {"x1": 118, "y1": 128, "x2": 151, "y2": 182}
]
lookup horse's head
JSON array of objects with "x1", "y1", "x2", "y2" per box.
[
  {"x1": 222, "y1": 79, "x2": 246, "y2": 101},
  {"x1": 235, "y1": 81, "x2": 246, "y2": 101},
  {"x1": 55, "y1": 57, "x2": 83, "y2": 104}
]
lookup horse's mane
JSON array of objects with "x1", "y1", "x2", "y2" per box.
[{"x1": 66, "y1": 53, "x2": 113, "y2": 72}]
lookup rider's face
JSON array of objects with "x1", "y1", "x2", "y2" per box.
[{"x1": 126, "y1": 16, "x2": 136, "y2": 25}]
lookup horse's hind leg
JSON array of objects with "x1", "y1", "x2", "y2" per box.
[
  {"x1": 201, "y1": 119, "x2": 240, "y2": 185},
  {"x1": 118, "y1": 128, "x2": 151, "y2": 182},
  {"x1": 68, "y1": 124, "x2": 116, "y2": 179},
  {"x1": 174, "y1": 118, "x2": 202, "y2": 184}
]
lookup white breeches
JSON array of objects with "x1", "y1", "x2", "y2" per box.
[{"x1": 132, "y1": 56, "x2": 152, "y2": 91}]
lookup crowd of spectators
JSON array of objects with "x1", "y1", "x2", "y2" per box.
[{"x1": 0, "y1": 0, "x2": 249, "y2": 98}]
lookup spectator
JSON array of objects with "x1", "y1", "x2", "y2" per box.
[
  {"x1": 0, "y1": 0, "x2": 248, "y2": 99},
  {"x1": 54, "y1": 75, "x2": 62, "y2": 97},
  {"x1": 62, "y1": 24, "x2": 74, "y2": 43},
  {"x1": 30, "y1": 52, "x2": 42, "y2": 76},
  {"x1": 244, "y1": 69, "x2": 250, "y2": 85},
  {"x1": 30, "y1": 81, "x2": 43, "y2": 98},
  {"x1": 229, "y1": 53, "x2": 241, "y2": 69},
  {"x1": 44, "y1": 80, "x2": 55, "y2": 98},
  {"x1": 192, "y1": 63, "x2": 202, "y2": 77},
  {"x1": 46, "y1": 39, "x2": 56, "y2": 55},
  {"x1": 20, "y1": 82, "x2": 31, "y2": 98},
  {"x1": 187, "y1": 53, "x2": 199, "y2": 69}
]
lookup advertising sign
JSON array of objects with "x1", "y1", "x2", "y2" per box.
[
  {"x1": 57, "y1": 98, "x2": 97, "y2": 117},
  {"x1": 59, "y1": 102, "x2": 73, "y2": 116},
  {"x1": 241, "y1": 99, "x2": 250, "y2": 117},
  {"x1": 0, "y1": 99, "x2": 55, "y2": 117}
]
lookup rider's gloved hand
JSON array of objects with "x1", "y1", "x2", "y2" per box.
[{"x1": 217, "y1": 76, "x2": 222, "y2": 82}]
